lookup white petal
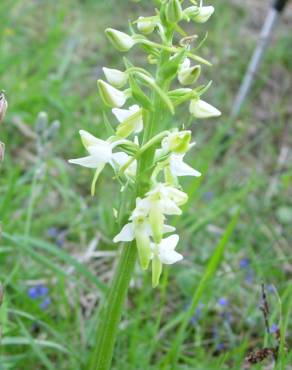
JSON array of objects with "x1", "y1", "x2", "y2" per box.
[
  {"x1": 158, "y1": 235, "x2": 183, "y2": 265},
  {"x1": 113, "y1": 222, "x2": 135, "y2": 243},
  {"x1": 160, "y1": 234, "x2": 179, "y2": 250},
  {"x1": 160, "y1": 199, "x2": 182, "y2": 215},
  {"x1": 112, "y1": 105, "x2": 140, "y2": 123},
  {"x1": 103, "y1": 67, "x2": 127, "y2": 88},
  {"x1": 87, "y1": 144, "x2": 112, "y2": 162},
  {"x1": 111, "y1": 151, "x2": 129, "y2": 167},
  {"x1": 170, "y1": 155, "x2": 201, "y2": 177},
  {"x1": 112, "y1": 108, "x2": 132, "y2": 123},
  {"x1": 163, "y1": 224, "x2": 176, "y2": 233},
  {"x1": 79, "y1": 130, "x2": 105, "y2": 148},
  {"x1": 68, "y1": 155, "x2": 105, "y2": 168},
  {"x1": 164, "y1": 186, "x2": 188, "y2": 206}
]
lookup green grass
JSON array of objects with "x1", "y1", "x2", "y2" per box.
[{"x1": 1, "y1": 0, "x2": 291, "y2": 369}]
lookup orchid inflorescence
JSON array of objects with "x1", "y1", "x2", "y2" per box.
[{"x1": 69, "y1": 0, "x2": 220, "y2": 287}]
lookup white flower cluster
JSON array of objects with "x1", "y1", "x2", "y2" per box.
[{"x1": 69, "y1": 0, "x2": 220, "y2": 286}]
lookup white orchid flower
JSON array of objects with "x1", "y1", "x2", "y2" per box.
[
  {"x1": 193, "y1": 6, "x2": 214, "y2": 23},
  {"x1": 183, "y1": 5, "x2": 214, "y2": 24},
  {"x1": 178, "y1": 58, "x2": 201, "y2": 86},
  {"x1": 98, "y1": 80, "x2": 128, "y2": 108},
  {"x1": 69, "y1": 130, "x2": 131, "y2": 179},
  {"x1": 189, "y1": 98, "x2": 221, "y2": 119},
  {"x1": 103, "y1": 67, "x2": 128, "y2": 88},
  {"x1": 112, "y1": 105, "x2": 143, "y2": 137},
  {"x1": 151, "y1": 234, "x2": 183, "y2": 287}
]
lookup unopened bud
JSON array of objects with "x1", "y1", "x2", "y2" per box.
[
  {"x1": 137, "y1": 16, "x2": 157, "y2": 35},
  {"x1": 103, "y1": 67, "x2": 128, "y2": 88},
  {"x1": 98, "y1": 80, "x2": 128, "y2": 108},
  {"x1": 0, "y1": 92, "x2": 8, "y2": 123},
  {"x1": 189, "y1": 98, "x2": 221, "y2": 118},
  {"x1": 166, "y1": 0, "x2": 183, "y2": 23},
  {"x1": 0, "y1": 142, "x2": 5, "y2": 162},
  {"x1": 105, "y1": 28, "x2": 136, "y2": 52}
]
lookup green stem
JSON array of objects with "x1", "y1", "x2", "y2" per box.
[{"x1": 88, "y1": 242, "x2": 137, "y2": 370}]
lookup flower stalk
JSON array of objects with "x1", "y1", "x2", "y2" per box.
[{"x1": 69, "y1": 1, "x2": 220, "y2": 369}]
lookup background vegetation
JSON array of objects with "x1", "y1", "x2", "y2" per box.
[{"x1": 0, "y1": 0, "x2": 291, "y2": 369}]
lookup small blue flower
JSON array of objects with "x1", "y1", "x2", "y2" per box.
[
  {"x1": 203, "y1": 191, "x2": 214, "y2": 202},
  {"x1": 269, "y1": 323, "x2": 279, "y2": 334},
  {"x1": 47, "y1": 227, "x2": 59, "y2": 239},
  {"x1": 216, "y1": 343, "x2": 225, "y2": 351},
  {"x1": 40, "y1": 297, "x2": 51, "y2": 310},
  {"x1": 27, "y1": 285, "x2": 49, "y2": 299},
  {"x1": 218, "y1": 297, "x2": 229, "y2": 307},
  {"x1": 239, "y1": 258, "x2": 250, "y2": 269},
  {"x1": 267, "y1": 285, "x2": 276, "y2": 294},
  {"x1": 190, "y1": 303, "x2": 204, "y2": 325},
  {"x1": 28, "y1": 287, "x2": 39, "y2": 299}
]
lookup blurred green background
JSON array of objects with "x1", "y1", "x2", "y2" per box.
[{"x1": 0, "y1": 0, "x2": 291, "y2": 369}]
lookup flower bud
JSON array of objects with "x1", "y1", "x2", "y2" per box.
[
  {"x1": 184, "y1": 5, "x2": 214, "y2": 23},
  {"x1": 178, "y1": 65, "x2": 201, "y2": 86},
  {"x1": 189, "y1": 98, "x2": 221, "y2": 119},
  {"x1": 98, "y1": 80, "x2": 127, "y2": 108},
  {"x1": 137, "y1": 16, "x2": 156, "y2": 35},
  {"x1": 0, "y1": 92, "x2": 8, "y2": 123},
  {"x1": 0, "y1": 142, "x2": 5, "y2": 162},
  {"x1": 105, "y1": 28, "x2": 136, "y2": 52},
  {"x1": 103, "y1": 67, "x2": 128, "y2": 88},
  {"x1": 163, "y1": 130, "x2": 192, "y2": 154},
  {"x1": 166, "y1": 0, "x2": 183, "y2": 23}
]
